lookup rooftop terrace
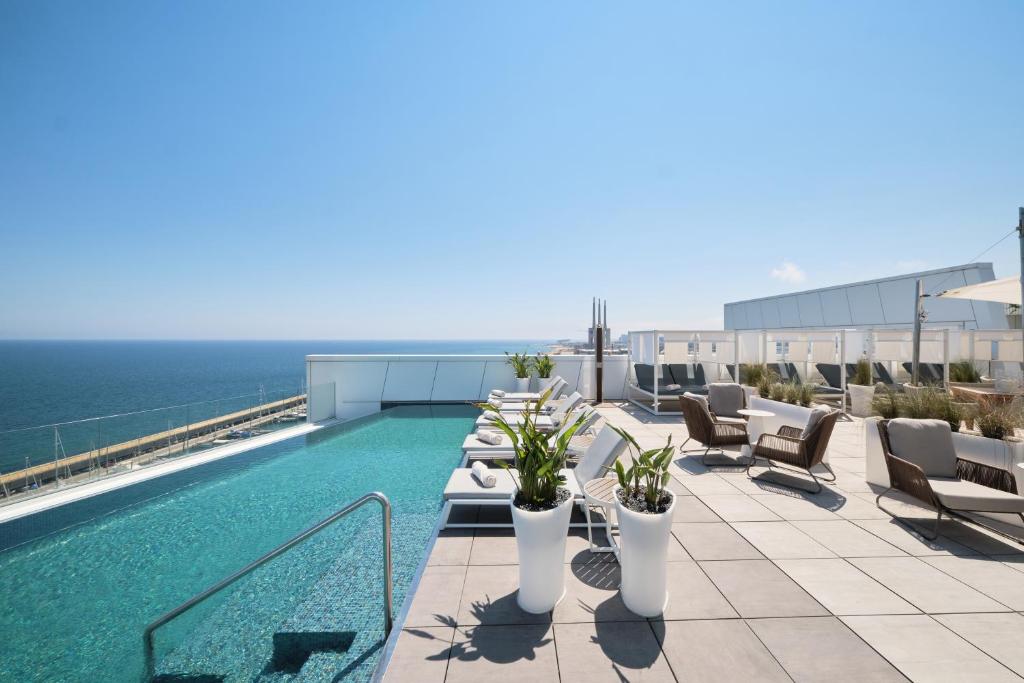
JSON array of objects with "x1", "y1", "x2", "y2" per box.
[{"x1": 384, "y1": 402, "x2": 1024, "y2": 682}]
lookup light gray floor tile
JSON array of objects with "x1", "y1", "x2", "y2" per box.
[
  {"x1": 674, "y1": 472, "x2": 743, "y2": 495},
  {"x1": 404, "y1": 565, "x2": 467, "y2": 628},
  {"x1": 699, "y1": 559, "x2": 828, "y2": 618},
  {"x1": 564, "y1": 529, "x2": 617, "y2": 565},
  {"x1": 553, "y1": 621, "x2": 675, "y2": 682},
  {"x1": 923, "y1": 555, "x2": 1024, "y2": 610},
  {"x1": 774, "y1": 558, "x2": 919, "y2": 616},
  {"x1": 731, "y1": 521, "x2": 836, "y2": 559},
  {"x1": 457, "y1": 564, "x2": 551, "y2": 626},
  {"x1": 428, "y1": 530, "x2": 474, "y2": 566},
  {"x1": 848, "y1": 557, "x2": 1009, "y2": 614},
  {"x1": 748, "y1": 490, "x2": 843, "y2": 520},
  {"x1": 791, "y1": 520, "x2": 907, "y2": 557},
  {"x1": 932, "y1": 520, "x2": 1024, "y2": 556},
  {"x1": 658, "y1": 561, "x2": 738, "y2": 620},
  {"x1": 828, "y1": 494, "x2": 895, "y2": 520},
  {"x1": 552, "y1": 562, "x2": 644, "y2": 624},
  {"x1": 468, "y1": 531, "x2": 518, "y2": 565},
  {"x1": 851, "y1": 519, "x2": 979, "y2": 556},
  {"x1": 672, "y1": 522, "x2": 764, "y2": 561},
  {"x1": 383, "y1": 627, "x2": 454, "y2": 683},
  {"x1": 933, "y1": 612, "x2": 1024, "y2": 677},
  {"x1": 747, "y1": 616, "x2": 907, "y2": 682},
  {"x1": 669, "y1": 495, "x2": 723, "y2": 523},
  {"x1": 654, "y1": 618, "x2": 790, "y2": 681},
  {"x1": 700, "y1": 495, "x2": 782, "y2": 522},
  {"x1": 445, "y1": 624, "x2": 559, "y2": 682},
  {"x1": 842, "y1": 615, "x2": 1020, "y2": 682}
]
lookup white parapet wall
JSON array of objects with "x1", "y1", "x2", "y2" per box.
[{"x1": 306, "y1": 354, "x2": 630, "y2": 421}]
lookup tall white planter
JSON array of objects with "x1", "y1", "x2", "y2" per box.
[
  {"x1": 864, "y1": 417, "x2": 888, "y2": 488},
  {"x1": 511, "y1": 493, "x2": 573, "y2": 613},
  {"x1": 615, "y1": 487, "x2": 676, "y2": 618},
  {"x1": 515, "y1": 377, "x2": 531, "y2": 393},
  {"x1": 848, "y1": 384, "x2": 875, "y2": 417}
]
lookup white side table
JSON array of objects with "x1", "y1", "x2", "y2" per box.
[{"x1": 737, "y1": 408, "x2": 775, "y2": 459}]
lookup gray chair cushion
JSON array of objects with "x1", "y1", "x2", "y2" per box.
[
  {"x1": 801, "y1": 408, "x2": 830, "y2": 440},
  {"x1": 708, "y1": 383, "x2": 745, "y2": 418},
  {"x1": 927, "y1": 477, "x2": 1024, "y2": 513},
  {"x1": 886, "y1": 418, "x2": 958, "y2": 478}
]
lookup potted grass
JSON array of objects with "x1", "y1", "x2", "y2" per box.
[
  {"x1": 506, "y1": 352, "x2": 534, "y2": 393},
  {"x1": 848, "y1": 358, "x2": 875, "y2": 417},
  {"x1": 480, "y1": 390, "x2": 588, "y2": 613},
  {"x1": 533, "y1": 353, "x2": 555, "y2": 392},
  {"x1": 608, "y1": 427, "x2": 676, "y2": 617}
]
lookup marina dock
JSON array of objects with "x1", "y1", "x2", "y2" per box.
[{"x1": 0, "y1": 394, "x2": 306, "y2": 494}]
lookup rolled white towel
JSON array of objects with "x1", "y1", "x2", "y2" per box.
[
  {"x1": 481, "y1": 412, "x2": 498, "y2": 422},
  {"x1": 488, "y1": 397, "x2": 503, "y2": 409},
  {"x1": 664, "y1": 383, "x2": 681, "y2": 390},
  {"x1": 471, "y1": 461, "x2": 496, "y2": 487},
  {"x1": 490, "y1": 389, "x2": 506, "y2": 398},
  {"x1": 476, "y1": 430, "x2": 503, "y2": 445}
]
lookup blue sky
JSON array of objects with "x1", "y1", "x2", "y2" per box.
[{"x1": 1, "y1": 1, "x2": 1021, "y2": 340}]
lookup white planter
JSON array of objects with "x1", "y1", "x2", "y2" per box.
[
  {"x1": 533, "y1": 376, "x2": 552, "y2": 392},
  {"x1": 864, "y1": 417, "x2": 888, "y2": 488},
  {"x1": 614, "y1": 487, "x2": 676, "y2": 617},
  {"x1": 515, "y1": 377, "x2": 531, "y2": 393},
  {"x1": 848, "y1": 383, "x2": 875, "y2": 417},
  {"x1": 511, "y1": 492, "x2": 573, "y2": 613}
]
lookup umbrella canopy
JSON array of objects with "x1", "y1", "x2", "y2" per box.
[{"x1": 937, "y1": 276, "x2": 1021, "y2": 305}]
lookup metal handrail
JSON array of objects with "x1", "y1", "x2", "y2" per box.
[{"x1": 142, "y1": 492, "x2": 392, "y2": 681}]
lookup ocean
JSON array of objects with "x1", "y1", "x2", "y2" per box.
[{"x1": 0, "y1": 340, "x2": 552, "y2": 474}]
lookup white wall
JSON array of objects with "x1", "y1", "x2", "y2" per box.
[{"x1": 306, "y1": 354, "x2": 629, "y2": 422}]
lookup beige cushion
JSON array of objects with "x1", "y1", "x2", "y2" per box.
[
  {"x1": 715, "y1": 416, "x2": 746, "y2": 426},
  {"x1": 927, "y1": 477, "x2": 1024, "y2": 514},
  {"x1": 708, "y1": 383, "x2": 745, "y2": 418},
  {"x1": 684, "y1": 392, "x2": 713, "y2": 422},
  {"x1": 801, "y1": 408, "x2": 830, "y2": 440},
  {"x1": 887, "y1": 418, "x2": 958, "y2": 478}
]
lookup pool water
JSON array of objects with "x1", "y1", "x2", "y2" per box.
[{"x1": 0, "y1": 405, "x2": 475, "y2": 682}]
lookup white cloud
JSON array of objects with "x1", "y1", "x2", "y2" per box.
[{"x1": 770, "y1": 261, "x2": 806, "y2": 284}]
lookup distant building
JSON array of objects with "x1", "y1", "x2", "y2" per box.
[{"x1": 724, "y1": 263, "x2": 1009, "y2": 331}]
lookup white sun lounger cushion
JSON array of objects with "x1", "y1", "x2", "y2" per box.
[{"x1": 443, "y1": 468, "x2": 581, "y2": 500}]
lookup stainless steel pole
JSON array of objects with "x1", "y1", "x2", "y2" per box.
[{"x1": 912, "y1": 279, "x2": 924, "y2": 386}]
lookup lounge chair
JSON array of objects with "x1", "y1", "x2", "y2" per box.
[
  {"x1": 901, "y1": 362, "x2": 945, "y2": 385},
  {"x1": 678, "y1": 392, "x2": 749, "y2": 466},
  {"x1": 873, "y1": 362, "x2": 897, "y2": 386},
  {"x1": 441, "y1": 424, "x2": 628, "y2": 529},
  {"x1": 475, "y1": 392, "x2": 584, "y2": 429},
  {"x1": 488, "y1": 376, "x2": 567, "y2": 402},
  {"x1": 632, "y1": 363, "x2": 686, "y2": 395},
  {"x1": 747, "y1": 408, "x2": 839, "y2": 493},
  {"x1": 815, "y1": 363, "x2": 843, "y2": 390},
  {"x1": 461, "y1": 405, "x2": 600, "y2": 465},
  {"x1": 876, "y1": 418, "x2": 1024, "y2": 541},
  {"x1": 783, "y1": 363, "x2": 843, "y2": 396}
]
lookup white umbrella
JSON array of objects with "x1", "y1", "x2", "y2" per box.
[{"x1": 937, "y1": 276, "x2": 1021, "y2": 306}]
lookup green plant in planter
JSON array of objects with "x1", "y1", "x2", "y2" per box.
[
  {"x1": 851, "y1": 358, "x2": 873, "y2": 386},
  {"x1": 479, "y1": 389, "x2": 587, "y2": 508},
  {"x1": 739, "y1": 363, "x2": 764, "y2": 386},
  {"x1": 871, "y1": 387, "x2": 900, "y2": 419},
  {"x1": 949, "y1": 361, "x2": 981, "y2": 383},
  {"x1": 534, "y1": 353, "x2": 555, "y2": 379},
  {"x1": 897, "y1": 389, "x2": 962, "y2": 432},
  {"x1": 769, "y1": 382, "x2": 786, "y2": 402},
  {"x1": 784, "y1": 381, "x2": 801, "y2": 405},
  {"x1": 978, "y1": 408, "x2": 1015, "y2": 441},
  {"x1": 608, "y1": 427, "x2": 674, "y2": 512},
  {"x1": 505, "y1": 352, "x2": 534, "y2": 380},
  {"x1": 798, "y1": 383, "x2": 815, "y2": 407}
]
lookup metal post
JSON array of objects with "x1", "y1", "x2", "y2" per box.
[
  {"x1": 912, "y1": 279, "x2": 924, "y2": 386},
  {"x1": 1018, "y1": 207, "x2": 1023, "y2": 368},
  {"x1": 942, "y1": 329, "x2": 950, "y2": 389},
  {"x1": 595, "y1": 320, "x2": 604, "y2": 404},
  {"x1": 839, "y1": 330, "x2": 847, "y2": 411}
]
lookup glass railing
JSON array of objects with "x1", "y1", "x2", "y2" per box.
[{"x1": 0, "y1": 387, "x2": 310, "y2": 503}]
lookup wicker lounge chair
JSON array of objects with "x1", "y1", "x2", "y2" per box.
[
  {"x1": 876, "y1": 418, "x2": 1024, "y2": 541},
  {"x1": 678, "y1": 392, "x2": 749, "y2": 466},
  {"x1": 747, "y1": 408, "x2": 839, "y2": 493}
]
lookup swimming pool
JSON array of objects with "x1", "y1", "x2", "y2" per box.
[{"x1": 0, "y1": 405, "x2": 475, "y2": 682}]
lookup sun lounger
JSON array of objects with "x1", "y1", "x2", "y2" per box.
[
  {"x1": 488, "y1": 376, "x2": 567, "y2": 402},
  {"x1": 442, "y1": 424, "x2": 628, "y2": 529},
  {"x1": 475, "y1": 392, "x2": 584, "y2": 429},
  {"x1": 901, "y1": 362, "x2": 945, "y2": 385},
  {"x1": 461, "y1": 406, "x2": 600, "y2": 465}
]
